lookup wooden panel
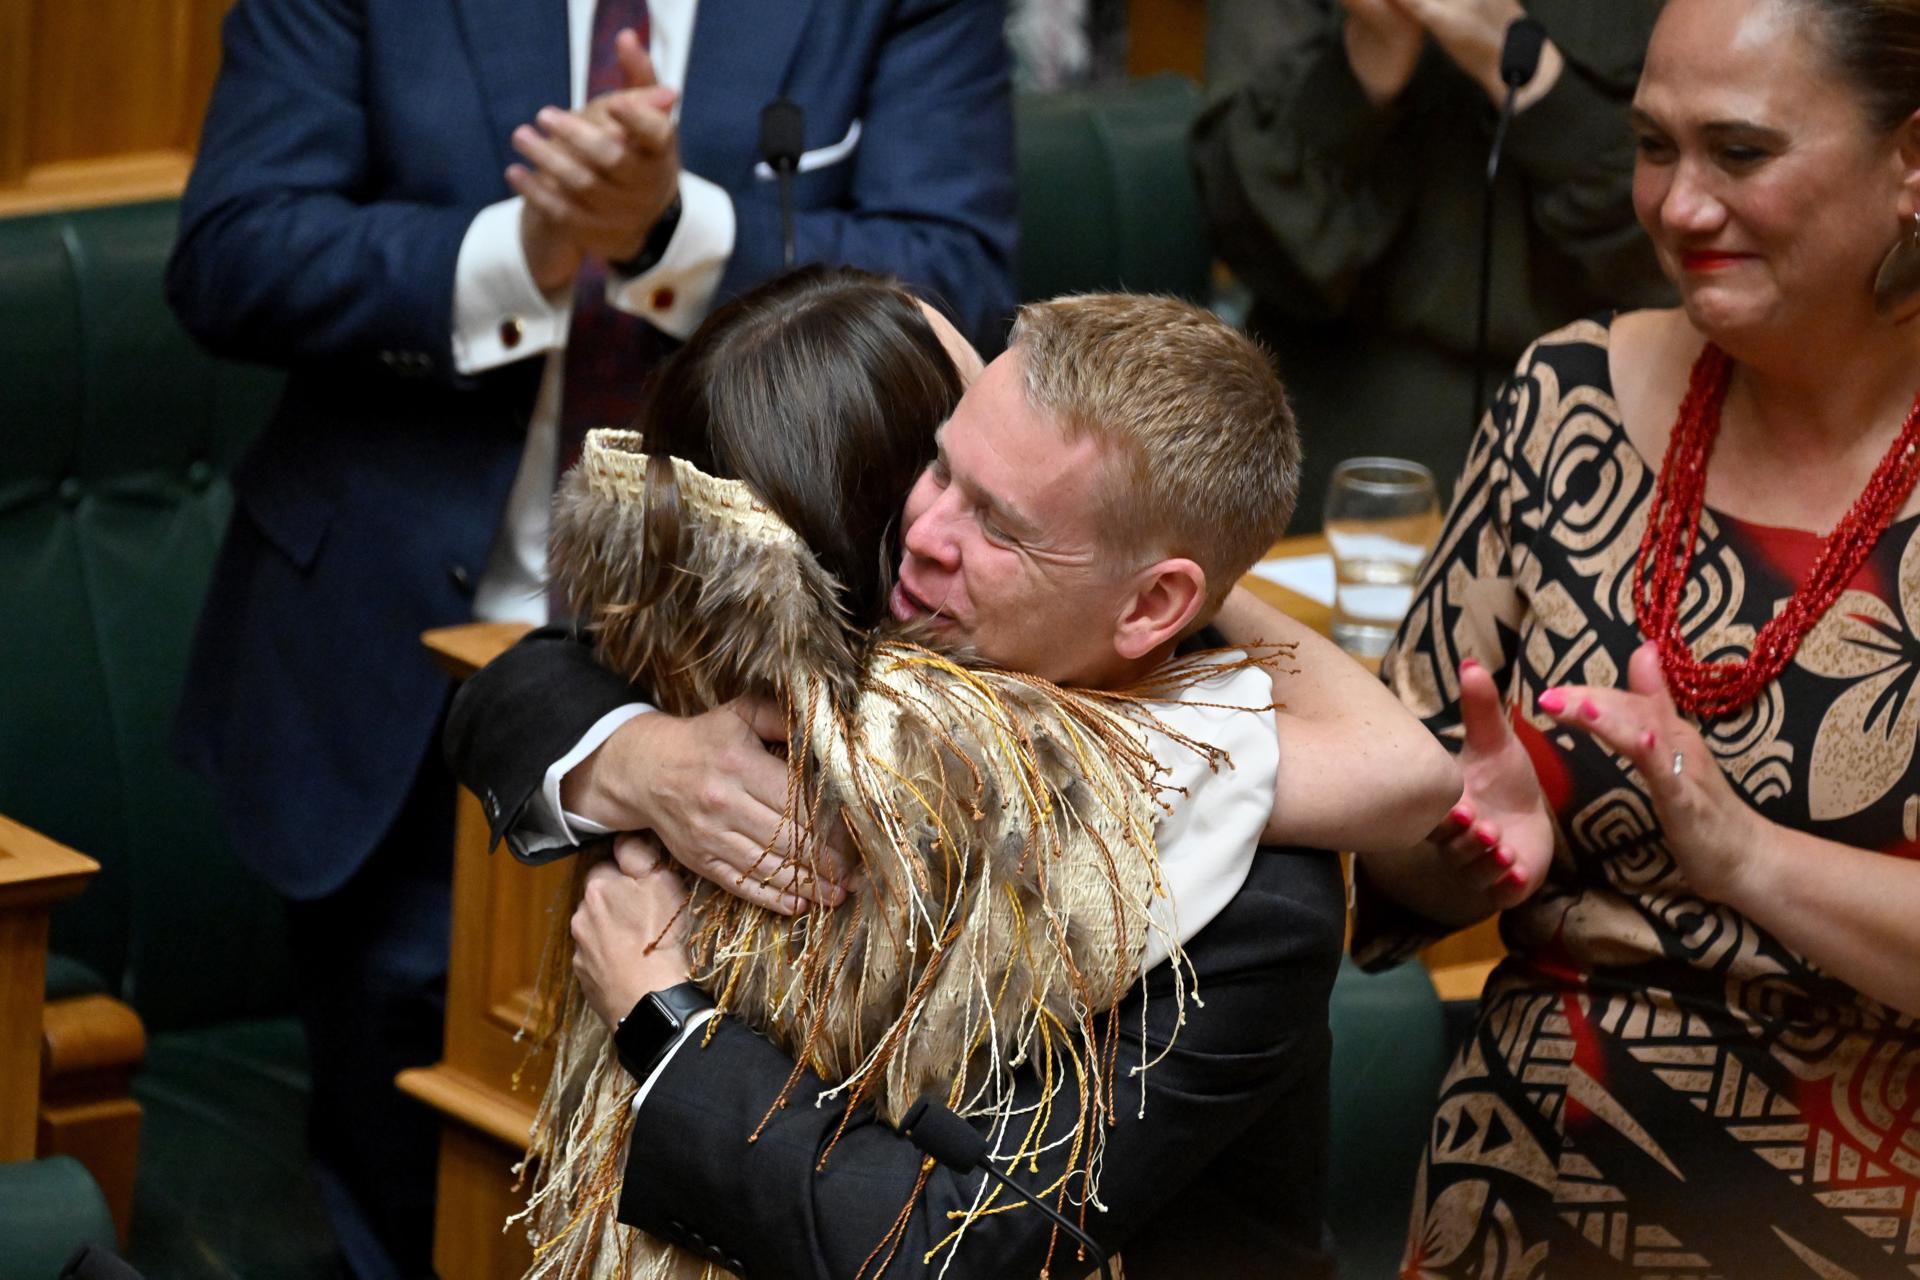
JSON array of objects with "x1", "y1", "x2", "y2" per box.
[
  {"x1": 1, "y1": 0, "x2": 28, "y2": 186},
  {"x1": 29, "y1": 1, "x2": 191, "y2": 165},
  {"x1": 1128, "y1": 0, "x2": 1205, "y2": 81},
  {"x1": 0, "y1": 0, "x2": 227, "y2": 215},
  {"x1": 407, "y1": 623, "x2": 565, "y2": 1280},
  {"x1": 431, "y1": 1122, "x2": 537, "y2": 1280}
]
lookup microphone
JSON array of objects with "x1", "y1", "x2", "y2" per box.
[
  {"x1": 759, "y1": 99, "x2": 805, "y2": 270},
  {"x1": 1473, "y1": 16, "x2": 1550, "y2": 430},
  {"x1": 901, "y1": 1096, "x2": 1114, "y2": 1280}
]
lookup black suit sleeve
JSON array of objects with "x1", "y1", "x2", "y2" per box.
[
  {"x1": 442, "y1": 627, "x2": 648, "y2": 862},
  {"x1": 619, "y1": 848, "x2": 1345, "y2": 1280}
]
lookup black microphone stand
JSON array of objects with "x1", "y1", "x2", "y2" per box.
[
  {"x1": 759, "y1": 99, "x2": 805, "y2": 270},
  {"x1": 1473, "y1": 16, "x2": 1549, "y2": 429},
  {"x1": 901, "y1": 1096, "x2": 1114, "y2": 1280}
]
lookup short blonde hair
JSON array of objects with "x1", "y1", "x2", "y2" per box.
[{"x1": 1009, "y1": 293, "x2": 1300, "y2": 607}]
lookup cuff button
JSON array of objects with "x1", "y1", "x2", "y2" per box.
[
  {"x1": 649, "y1": 286, "x2": 675, "y2": 312},
  {"x1": 499, "y1": 317, "x2": 525, "y2": 349}
]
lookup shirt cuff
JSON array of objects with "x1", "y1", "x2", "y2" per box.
[
  {"x1": 629, "y1": 1008, "x2": 719, "y2": 1115},
  {"x1": 520, "y1": 703, "x2": 653, "y2": 852},
  {"x1": 452, "y1": 197, "x2": 570, "y2": 374},
  {"x1": 607, "y1": 171, "x2": 735, "y2": 341}
]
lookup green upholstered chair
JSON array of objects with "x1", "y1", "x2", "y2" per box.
[
  {"x1": 1327, "y1": 957, "x2": 1450, "y2": 1279},
  {"x1": 0, "y1": 199, "x2": 339, "y2": 1278},
  {"x1": 0, "y1": 1157, "x2": 119, "y2": 1280},
  {"x1": 1014, "y1": 74, "x2": 1213, "y2": 305}
]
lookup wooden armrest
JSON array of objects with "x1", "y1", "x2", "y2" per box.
[
  {"x1": 422, "y1": 622, "x2": 534, "y2": 681},
  {"x1": 41, "y1": 993, "x2": 145, "y2": 1245}
]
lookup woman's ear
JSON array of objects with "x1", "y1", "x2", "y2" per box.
[{"x1": 1899, "y1": 108, "x2": 1920, "y2": 208}]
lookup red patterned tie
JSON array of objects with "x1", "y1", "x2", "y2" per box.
[{"x1": 555, "y1": 0, "x2": 659, "y2": 485}]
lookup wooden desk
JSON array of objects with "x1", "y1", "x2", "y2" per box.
[{"x1": 0, "y1": 816, "x2": 98, "y2": 1158}]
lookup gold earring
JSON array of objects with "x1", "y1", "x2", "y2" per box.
[{"x1": 1874, "y1": 211, "x2": 1920, "y2": 315}]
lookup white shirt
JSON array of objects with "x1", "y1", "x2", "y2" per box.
[{"x1": 453, "y1": 0, "x2": 729, "y2": 625}]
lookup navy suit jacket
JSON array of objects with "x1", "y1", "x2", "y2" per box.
[{"x1": 167, "y1": 0, "x2": 1016, "y2": 898}]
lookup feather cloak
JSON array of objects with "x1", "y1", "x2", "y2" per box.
[{"x1": 517, "y1": 431, "x2": 1209, "y2": 1279}]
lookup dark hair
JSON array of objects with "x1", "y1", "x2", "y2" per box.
[
  {"x1": 1783, "y1": 0, "x2": 1920, "y2": 132},
  {"x1": 638, "y1": 265, "x2": 964, "y2": 627}
]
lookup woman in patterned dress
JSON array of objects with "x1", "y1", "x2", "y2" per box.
[{"x1": 1352, "y1": 0, "x2": 1920, "y2": 1275}]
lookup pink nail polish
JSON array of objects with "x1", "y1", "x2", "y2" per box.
[
  {"x1": 1449, "y1": 805, "x2": 1473, "y2": 827},
  {"x1": 1491, "y1": 847, "x2": 1513, "y2": 869},
  {"x1": 1502, "y1": 869, "x2": 1527, "y2": 888},
  {"x1": 1538, "y1": 689, "x2": 1565, "y2": 714},
  {"x1": 1474, "y1": 828, "x2": 1498, "y2": 849},
  {"x1": 1581, "y1": 698, "x2": 1601, "y2": 721},
  {"x1": 1460, "y1": 658, "x2": 1481, "y2": 674},
  {"x1": 1640, "y1": 729, "x2": 1656, "y2": 751}
]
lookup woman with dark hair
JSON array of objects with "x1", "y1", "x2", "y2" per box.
[
  {"x1": 1354, "y1": 0, "x2": 1920, "y2": 1273},
  {"x1": 508, "y1": 265, "x2": 1426, "y2": 1280}
]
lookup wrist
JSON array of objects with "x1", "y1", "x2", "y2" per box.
[
  {"x1": 611, "y1": 192, "x2": 683, "y2": 277},
  {"x1": 613, "y1": 980, "x2": 712, "y2": 1080}
]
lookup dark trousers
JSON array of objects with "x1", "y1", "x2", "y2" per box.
[{"x1": 285, "y1": 744, "x2": 455, "y2": 1280}]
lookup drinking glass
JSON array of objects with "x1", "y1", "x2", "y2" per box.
[{"x1": 1323, "y1": 457, "x2": 1441, "y2": 658}]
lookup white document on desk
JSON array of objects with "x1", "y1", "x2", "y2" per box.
[{"x1": 1249, "y1": 553, "x2": 1335, "y2": 606}]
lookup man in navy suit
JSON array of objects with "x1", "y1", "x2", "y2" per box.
[{"x1": 165, "y1": 1, "x2": 1014, "y2": 1273}]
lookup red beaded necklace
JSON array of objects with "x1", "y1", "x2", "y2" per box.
[{"x1": 1633, "y1": 342, "x2": 1920, "y2": 719}]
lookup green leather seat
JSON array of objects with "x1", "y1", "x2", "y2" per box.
[
  {"x1": 0, "y1": 199, "x2": 339, "y2": 1278},
  {"x1": 0, "y1": 1157, "x2": 118, "y2": 1280},
  {"x1": 1327, "y1": 957, "x2": 1449, "y2": 1279},
  {"x1": 1015, "y1": 74, "x2": 1212, "y2": 304}
]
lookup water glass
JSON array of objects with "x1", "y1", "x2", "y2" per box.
[{"x1": 1323, "y1": 457, "x2": 1441, "y2": 658}]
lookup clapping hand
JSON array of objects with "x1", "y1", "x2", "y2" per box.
[
  {"x1": 1536, "y1": 642, "x2": 1764, "y2": 905},
  {"x1": 510, "y1": 29, "x2": 682, "y2": 291},
  {"x1": 1343, "y1": 0, "x2": 1559, "y2": 108},
  {"x1": 1426, "y1": 658, "x2": 1555, "y2": 909}
]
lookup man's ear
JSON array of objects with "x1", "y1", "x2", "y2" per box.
[{"x1": 1113, "y1": 558, "x2": 1208, "y2": 661}]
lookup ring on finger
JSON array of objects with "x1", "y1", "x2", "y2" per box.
[{"x1": 1670, "y1": 749, "x2": 1684, "y2": 777}]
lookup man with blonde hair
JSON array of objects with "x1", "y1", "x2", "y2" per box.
[{"x1": 448, "y1": 291, "x2": 1454, "y2": 1277}]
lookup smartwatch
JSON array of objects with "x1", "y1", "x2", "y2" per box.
[
  {"x1": 610, "y1": 193, "x2": 684, "y2": 278},
  {"x1": 613, "y1": 981, "x2": 715, "y2": 1081}
]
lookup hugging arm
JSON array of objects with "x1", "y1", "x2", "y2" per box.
[
  {"x1": 1212, "y1": 588, "x2": 1459, "y2": 855},
  {"x1": 617, "y1": 848, "x2": 1345, "y2": 1278},
  {"x1": 443, "y1": 629, "x2": 847, "y2": 909}
]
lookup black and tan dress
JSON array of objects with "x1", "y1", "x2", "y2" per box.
[{"x1": 1359, "y1": 316, "x2": 1920, "y2": 1278}]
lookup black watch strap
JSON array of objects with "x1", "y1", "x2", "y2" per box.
[
  {"x1": 610, "y1": 193, "x2": 683, "y2": 278},
  {"x1": 612, "y1": 980, "x2": 714, "y2": 1081}
]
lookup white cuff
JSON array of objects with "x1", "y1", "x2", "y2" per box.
[
  {"x1": 524, "y1": 703, "x2": 653, "y2": 849},
  {"x1": 452, "y1": 198, "x2": 571, "y2": 374},
  {"x1": 607, "y1": 171, "x2": 735, "y2": 341},
  {"x1": 630, "y1": 1008, "x2": 719, "y2": 1115}
]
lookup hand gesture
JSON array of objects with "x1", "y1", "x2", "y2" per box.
[
  {"x1": 509, "y1": 30, "x2": 682, "y2": 288},
  {"x1": 1395, "y1": 0, "x2": 1562, "y2": 105},
  {"x1": 1340, "y1": 0, "x2": 1425, "y2": 107},
  {"x1": 1426, "y1": 658, "x2": 1555, "y2": 909},
  {"x1": 1537, "y1": 642, "x2": 1764, "y2": 904},
  {"x1": 572, "y1": 832, "x2": 692, "y2": 1026},
  {"x1": 567, "y1": 697, "x2": 853, "y2": 915}
]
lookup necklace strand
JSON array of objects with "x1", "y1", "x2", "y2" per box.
[{"x1": 1632, "y1": 343, "x2": 1920, "y2": 719}]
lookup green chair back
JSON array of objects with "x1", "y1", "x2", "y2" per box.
[
  {"x1": 0, "y1": 199, "x2": 291, "y2": 1031},
  {"x1": 1015, "y1": 74, "x2": 1212, "y2": 304}
]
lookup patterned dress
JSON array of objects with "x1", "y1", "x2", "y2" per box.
[{"x1": 1358, "y1": 316, "x2": 1920, "y2": 1278}]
